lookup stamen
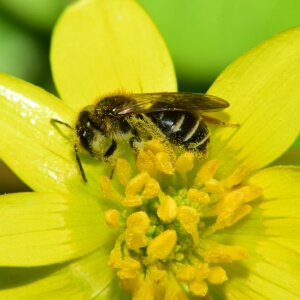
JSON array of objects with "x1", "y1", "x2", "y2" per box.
[
  {"x1": 125, "y1": 212, "x2": 150, "y2": 251},
  {"x1": 103, "y1": 151, "x2": 261, "y2": 299},
  {"x1": 99, "y1": 176, "x2": 123, "y2": 202},
  {"x1": 104, "y1": 209, "x2": 120, "y2": 229},
  {"x1": 155, "y1": 152, "x2": 174, "y2": 174},
  {"x1": 122, "y1": 194, "x2": 143, "y2": 207},
  {"x1": 117, "y1": 257, "x2": 141, "y2": 279},
  {"x1": 189, "y1": 279, "x2": 208, "y2": 297},
  {"x1": 136, "y1": 150, "x2": 156, "y2": 175},
  {"x1": 125, "y1": 172, "x2": 150, "y2": 196},
  {"x1": 116, "y1": 158, "x2": 131, "y2": 186},
  {"x1": 207, "y1": 266, "x2": 228, "y2": 284},
  {"x1": 187, "y1": 189, "x2": 210, "y2": 204},
  {"x1": 222, "y1": 165, "x2": 251, "y2": 188},
  {"x1": 142, "y1": 178, "x2": 161, "y2": 199},
  {"x1": 176, "y1": 206, "x2": 200, "y2": 244},
  {"x1": 157, "y1": 194, "x2": 177, "y2": 223},
  {"x1": 204, "y1": 244, "x2": 248, "y2": 263},
  {"x1": 193, "y1": 159, "x2": 220, "y2": 187},
  {"x1": 175, "y1": 152, "x2": 194, "y2": 183},
  {"x1": 147, "y1": 230, "x2": 177, "y2": 260}
]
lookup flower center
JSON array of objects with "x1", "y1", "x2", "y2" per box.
[{"x1": 100, "y1": 140, "x2": 263, "y2": 299}]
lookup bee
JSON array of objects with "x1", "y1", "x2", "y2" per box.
[{"x1": 52, "y1": 92, "x2": 232, "y2": 182}]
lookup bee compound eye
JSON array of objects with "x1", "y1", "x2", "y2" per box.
[{"x1": 78, "y1": 127, "x2": 94, "y2": 152}]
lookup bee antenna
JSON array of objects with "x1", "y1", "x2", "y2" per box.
[
  {"x1": 50, "y1": 118, "x2": 73, "y2": 129},
  {"x1": 74, "y1": 144, "x2": 87, "y2": 182},
  {"x1": 51, "y1": 118, "x2": 88, "y2": 182}
]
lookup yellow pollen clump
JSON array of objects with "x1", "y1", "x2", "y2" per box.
[
  {"x1": 125, "y1": 172, "x2": 150, "y2": 196},
  {"x1": 147, "y1": 230, "x2": 177, "y2": 260},
  {"x1": 122, "y1": 194, "x2": 143, "y2": 207},
  {"x1": 189, "y1": 279, "x2": 208, "y2": 297},
  {"x1": 108, "y1": 237, "x2": 123, "y2": 268},
  {"x1": 204, "y1": 244, "x2": 248, "y2": 263},
  {"x1": 176, "y1": 205, "x2": 200, "y2": 244},
  {"x1": 194, "y1": 263, "x2": 210, "y2": 280},
  {"x1": 215, "y1": 189, "x2": 245, "y2": 214},
  {"x1": 157, "y1": 194, "x2": 177, "y2": 223},
  {"x1": 204, "y1": 178, "x2": 225, "y2": 195},
  {"x1": 134, "y1": 281, "x2": 155, "y2": 300},
  {"x1": 103, "y1": 155, "x2": 262, "y2": 299},
  {"x1": 176, "y1": 265, "x2": 196, "y2": 282},
  {"x1": 148, "y1": 269, "x2": 168, "y2": 285},
  {"x1": 222, "y1": 165, "x2": 250, "y2": 188},
  {"x1": 155, "y1": 152, "x2": 175, "y2": 174},
  {"x1": 104, "y1": 209, "x2": 120, "y2": 229},
  {"x1": 187, "y1": 189, "x2": 210, "y2": 204},
  {"x1": 126, "y1": 211, "x2": 150, "y2": 231},
  {"x1": 239, "y1": 185, "x2": 263, "y2": 202},
  {"x1": 99, "y1": 176, "x2": 123, "y2": 202},
  {"x1": 136, "y1": 150, "x2": 156, "y2": 175},
  {"x1": 207, "y1": 266, "x2": 228, "y2": 284},
  {"x1": 175, "y1": 152, "x2": 194, "y2": 181},
  {"x1": 193, "y1": 159, "x2": 220, "y2": 186},
  {"x1": 117, "y1": 257, "x2": 141, "y2": 279},
  {"x1": 125, "y1": 229, "x2": 148, "y2": 251},
  {"x1": 116, "y1": 158, "x2": 131, "y2": 186},
  {"x1": 142, "y1": 178, "x2": 161, "y2": 199}
]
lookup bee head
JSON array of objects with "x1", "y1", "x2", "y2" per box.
[{"x1": 76, "y1": 107, "x2": 98, "y2": 152}]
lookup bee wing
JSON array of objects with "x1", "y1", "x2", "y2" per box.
[{"x1": 115, "y1": 92, "x2": 229, "y2": 116}]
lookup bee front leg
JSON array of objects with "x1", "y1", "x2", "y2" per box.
[{"x1": 103, "y1": 139, "x2": 117, "y2": 161}]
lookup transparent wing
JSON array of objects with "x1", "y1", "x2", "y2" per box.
[{"x1": 115, "y1": 92, "x2": 229, "y2": 116}]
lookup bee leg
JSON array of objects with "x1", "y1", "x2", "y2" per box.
[
  {"x1": 104, "y1": 139, "x2": 117, "y2": 160},
  {"x1": 202, "y1": 115, "x2": 240, "y2": 127},
  {"x1": 51, "y1": 118, "x2": 87, "y2": 182},
  {"x1": 74, "y1": 143, "x2": 87, "y2": 182}
]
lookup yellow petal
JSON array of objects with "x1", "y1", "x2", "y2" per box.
[
  {"x1": 0, "y1": 192, "x2": 113, "y2": 266},
  {"x1": 0, "y1": 245, "x2": 122, "y2": 298},
  {"x1": 0, "y1": 73, "x2": 73, "y2": 191},
  {"x1": 51, "y1": 0, "x2": 176, "y2": 111},
  {"x1": 211, "y1": 166, "x2": 300, "y2": 299},
  {"x1": 208, "y1": 27, "x2": 300, "y2": 176},
  {"x1": 271, "y1": 146, "x2": 300, "y2": 167},
  {"x1": 0, "y1": 73, "x2": 111, "y2": 200},
  {"x1": 248, "y1": 166, "x2": 300, "y2": 237}
]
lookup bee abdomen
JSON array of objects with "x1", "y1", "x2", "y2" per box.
[{"x1": 149, "y1": 111, "x2": 209, "y2": 152}]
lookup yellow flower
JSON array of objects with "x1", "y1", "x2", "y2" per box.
[{"x1": 0, "y1": 0, "x2": 300, "y2": 299}]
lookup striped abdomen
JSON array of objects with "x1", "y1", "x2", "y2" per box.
[{"x1": 148, "y1": 111, "x2": 210, "y2": 153}]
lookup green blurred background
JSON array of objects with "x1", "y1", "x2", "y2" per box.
[{"x1": 0, "y1": 0, "x2": 299, "y2": 193}]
